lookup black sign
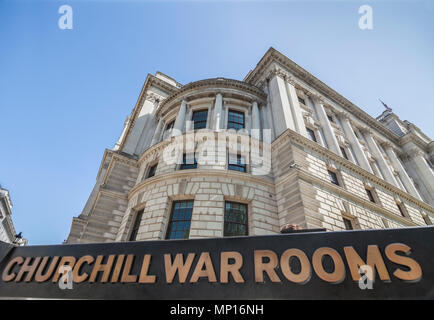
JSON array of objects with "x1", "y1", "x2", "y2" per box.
[{"x1": 0, "y1": 226, "x2": 433, "y2": 299}]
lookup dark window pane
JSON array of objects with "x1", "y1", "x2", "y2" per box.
[
  {"x1": 146, "y1": 163, "x2": 158, "y2": 178},
  {"x1": 343, "y1": 218, "x2": 353, "y2": 230},
  {"x1": 306, "y1": 128, "x2": 317, "y2": 142},
  {"x1": 192, "y1": 110, "x2": 208, "y2": 130},
  {"x1": 328, "y1": 170, "x2": 340, "y2": 186},
  {"x1": 227, "y1": 110, "x2": 245, "y2": 130},
  {"x1": 298, "y1": 97, "x2": 306, "y2": 105},
  {"x1": 366, "y1": 189, "x2": 375, "y2": 203},
  {"x1": 340, "y1": 147, "x2": 348, "y2": 160},
  {"x1": 166, "y1": 200, "x2": 193, "y2": 239},
  {"x1": 224, "y1": 201, "x2": 248, "y2": 237},
  {"x1": 228, "y1": 154, "x2": 246, "y2": 172},
  {"x1": 129, "y1": 209, "x2": 144, "y2": 241},
  {"x1": 180, "y1": 153, "x2": 197, "y2": 170}
]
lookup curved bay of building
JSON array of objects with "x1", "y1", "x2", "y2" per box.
[{"x1": 65, "y1": 48, "x2": 434, "y2": 244}]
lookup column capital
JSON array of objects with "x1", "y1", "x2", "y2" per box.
[
  {"x1": 336, "y1": 111, "x2": 350, "y2": 121},
  {"x1": 380, "y1": 141, "x2": 394, "y2": 150},
  {"x1": 359, "y1": 127, "x2": 372, "y2": 135}
]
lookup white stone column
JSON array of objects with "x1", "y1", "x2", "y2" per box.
[
  {"x1": 213, "y1": 93, "x2": 223, "y2": 130},
  {"x1": 268, "y1": 73, "x2": 296, "y2": 136},
  {"x1": 172, "y1": 99, "x2": 187, "y2": 136},
  {"x1": 409, "y1": 149, "x2": 434, "y2": 198},
  {"x1": 285, "y1": 78, "x2": 307, "y2": 137},
  {"x1": 338, "y1": 113, "x2": 373, "y2": 173},
  {"x1": 362, "y1": 130, "x2": 399, "y2": 187},
  {"x1": 384, "y1": 144, "x2": 422, "y2": 199},
  {"x1": 150, "y1": 118, "x2": 164, "y2": 146},
  {"x1": 251, "y1": 101, "x2": 260, "y2": 140},
  {"x1": 312, "y1": 96, "x2": 341, "y2": 156},
  {"x1": 264, "y1": 84, "x2": 275, "y2": 141},
  {"x1": 186, "y1": 106, "x2": 193, "y2": 131}
]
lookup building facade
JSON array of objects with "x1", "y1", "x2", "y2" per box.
[
  {"x1": 0, "y1": 187, "x2": 27, "y2": 245},
  {"x1": 65, "y1": 48, "x2": 434, "y2": 244}
]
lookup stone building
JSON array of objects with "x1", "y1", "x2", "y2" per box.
[
  {"x1": 0, "y1": 187, "x2": 27, "y2": 245},
  {"x1": 65, "y1": 47, "x2": 434, "y2": 244}
]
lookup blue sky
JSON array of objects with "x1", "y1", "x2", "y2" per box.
[{"x1": 1, "y1": 0, "x2": 433, "y2": 245}]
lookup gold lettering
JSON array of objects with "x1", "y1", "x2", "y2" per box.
[
  {"x1": 138, "y1": 254, "x2": 155, "y2": 283},
  {"x1": 15, "y1": 257, "x2": 42, "y2": 282},
  {"x1": 164, "y1": 253, "x2": 195, "y2": 283},
  {"x1": 280, "y1": 249, "x2": 311, "y2": 284},
  {"x1": 73, "y1": 255, "x2": 94, "y2": 283},
  {"x1": 344, "y1": 245, "x2": 390, "y2": 281},
  {"x1": 190, "y1": 252, "x2": 217, "y2": 283},
  {"x1": 1, "y1": 256, "x2": 24, "y2": 282},
  {"x1": 312, "y1": 247, "x2": 345, "y2": 283},
  {"x1": 89, "y1": 255, "x2": 115, "y2": 283},
  {"x1": 111, "y1": 255, "x2": 125, "y2": 283},
  {"x1": 385, "y1": 243, "x2": 422, "y2": 282},
  {"x1": 35, "y1": 256, "x2": 60, "y2": 282},
  {"x1": 52, "y1": 256, "x2": 76, "y2": 283},
  {"x1": 254, "y1": 250, "x2": 281, "y2": 283},
  {"x1": 220, "y1": 251, "x2": 244, "y2": 283}
]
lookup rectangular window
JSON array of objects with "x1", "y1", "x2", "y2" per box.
[
  {"x1": 224, "y1": 201, "x2": 248, "y2": 236},
  {"x1": 166, "y1": 200, "x2": 193, "y2": 240},
  {"x1": 396, "y1": 202, "x2": 409, "y2": 218},
  {"x1": 146, "y1": 163, "x2": 158, "y2": 179},
  {"x1": 180, "y1": 153, "x2": 197, "y2": 170},
  {"x1": 228, "y1": 154, "x2": 246, "y2": 172},
  {"x1": 298, "y1": 97, "x2": 306, "y2": 105},
  {"x1": 365, "y1": 188, "x2": 376, "y2": 203},
  {"x1": 129, "y1": 209, "x2": 144, "y2": 241},
  {"x1": 340, "y1": 147, "x2": 349, "y2": 160},
  {"x1": 343, "y1": 217, "x2": 353, "y2": 230},
  {"x1": 306, "y1": 128, "x2": 317, "y2": 142},
  {"x1": 192, "y1": 110, "x2": 208, "y2": 130},
  {"x1": 328, "y1": 170, "x2": 340, "y2": 186},
  {"x1": 423, "y1": 215, "x2": 432, "y2": 225},
  {"x1": 227, "y1": 110, "x2": 245, "y2": 130},
  {"x1": 163, "y1": 120, "x2": 175, "y2": 139}
]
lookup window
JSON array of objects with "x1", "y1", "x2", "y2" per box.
[
  {"x1": 423, "y1": 215, "x2": 432, "y2": 225},
  {"x1": 396, "y1": 202, "x2": 409, "y2": 218},
  {"x1": 365, "y1": 188, "x2": 376, "y2": 203},
  {"x1": 327, "y1": 114, "x2": 335, "y2": 123},
  {"x1": 340, "y1": 147, "x2": 349, "y2": 160},
  {"x1": 227, "y1": 110, "x2": 245, "y2": 130},
  {"x1": 343, "y1": 217, "x2": 353, "y2": 230},
  {"x1": 180, "y1": 153, "x2": 197, "y2": 170},
  {"x1": 328, "y1": 170, "x2": 340, "y2": 186},
  {"x1": 306, "y1": 128, "x2": 317, "y2": 142},
  {"x1": 129, "y1": 209, "x2": 144, "y2": 241},
  {"x1": 163, "y1": 120, "x2": 175, "y2": 138},
  {"x1": 228, "y1": 154, "x2": 246, "y2": 172},
  {"x1": 166, "y1": 200, "x2": 193, "y2": 240},
  {"x1": 146, "y1": 163, "x2": 158, "y2": 179},
  {"x1": 298, "y1": 97, "x2": 306, "y2": 105},
  {"x1": 224, "y1": 202, "x2": 248, "y2": 236},
  {"x1": 192, "y1": 110, "x2": 208, "y2": 130}
]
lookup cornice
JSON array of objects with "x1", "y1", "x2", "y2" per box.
[
  {"x1": 245, "y1": 47, "x2": 407, "y2": 146},
  {"x1": 118, "y1": 74, "x2": 180, "y2": 152},
  {"x1": 275, "y1": 167, "x2": 419, "y2": 227},
  {"x1": 272, "y1": 128, "x2": 434, "y2": 214},
  {"x1": 128, "y1": 169, "x2": 275, "y2": 200},
  {"x1": 156, "y1": 78, "x2": 266, "y2": 118}
]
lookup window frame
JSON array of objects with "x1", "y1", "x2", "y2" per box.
[
  {"x1": 165, "y1": 200, "x2": 194, "y2": 240},
  {"x1": 227, "y1": 109, "x2": 245, "y2": 130},
  {"x1": 192, "y1": 109, "x2": 208, "y2": 130},
  {"x1": 228, "y1": 153, "x2": 247, "y2": 173},
  {"x1": 327, "y1": 169, "x2": 340, "y2": 186},
  {"x1": 180, "y1": 153, "x2": 197, "y2": 170},
  {"x1": 306, "y1": 127, "x2": 318, "y2": 143},
  {"x1": 224, "y1": 201, "x2": 248, "y2": 237},
  {"x1": 129, "y1": 209, "x2": 144, "y2": 241},
  {"x1": 145, "y1": 163, "x2": 158, "y2": 179}
]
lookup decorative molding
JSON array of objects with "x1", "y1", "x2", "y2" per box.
[{"x1": 272, "y1": 128, "x2": 434, "y2": 214}]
